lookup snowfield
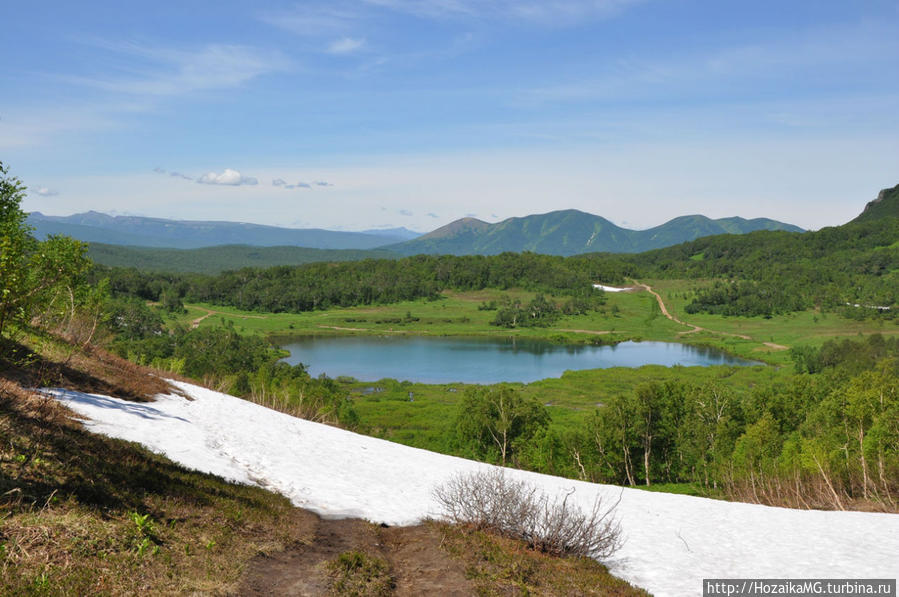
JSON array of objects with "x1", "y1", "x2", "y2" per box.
[{"x1": 50, "y1": 381, "x2": 899, "y2": 597}]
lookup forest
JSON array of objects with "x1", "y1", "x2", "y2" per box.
[{"x1": 444, "y1": 335, "x2": 897, "y2": 511}]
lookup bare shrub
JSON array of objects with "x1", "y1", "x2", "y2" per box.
[{"x1": 433, "y1": 469, "x2": 622, "y2": 560}]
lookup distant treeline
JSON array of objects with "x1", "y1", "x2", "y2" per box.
[
  {"x1": 91, "y1": 211, "x2": 899, "y2": 319},
  {"x1": 93, "y1": 253, "x2": 633, "y2": 313}
]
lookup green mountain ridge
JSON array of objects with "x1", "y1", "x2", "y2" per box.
[{"x1": 388, "y1": 209, "x2": 804, "y2": 257}]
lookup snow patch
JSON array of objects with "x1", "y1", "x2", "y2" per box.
[{"x1": 49, "y1": 383, "x2": 899, "y2": 597}]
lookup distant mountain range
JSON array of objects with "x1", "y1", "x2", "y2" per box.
[
  {"x1": 26, "y1": 211, "x2": 417, "y2": 250},
  {"x1": 385, "y1": 210, "x2": 804, "y2": 257},
  {"x1": 28, "y1": 208, "x2": 805, "y2": 262}
]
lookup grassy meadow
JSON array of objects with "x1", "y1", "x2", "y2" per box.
[
  {"x1": 152, "y1": 282, "x2": 897, "y2": 475},
  {"x1": 169, "y1": 282, "x2": 898, "y2": 368}
]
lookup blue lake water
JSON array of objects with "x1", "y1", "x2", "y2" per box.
[{"x1": 279, "y1": 336, "x2": 760, "y2": 384}]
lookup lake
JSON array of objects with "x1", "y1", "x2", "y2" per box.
[{"x1": 279, "y1": 336, "x2": 760, "y2": 384}]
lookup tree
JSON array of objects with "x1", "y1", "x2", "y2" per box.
[
  {"x1": 0, "y1": 162, "x2": 90, "y2": 337},
  {"x1": 455, "y1": 386, "x2": 549, "y2": 466}
]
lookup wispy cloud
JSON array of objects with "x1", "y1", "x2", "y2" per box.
[
  {"x1": 427, "y1": 212, "x2": 439, "y2": 218},
  {"x1": 522, "y1": 21, "x2": 899, "y2": 107},
  {"x1": 361, "y1": 0, "x2": 643, "y2": 23},
  {"x1": 260, "y1": 5, "x2": 362, "y2": 36},
  {"x1": 261, "y1": 0, "x2": 640, "y2": 43},
  {"x1": 314, "y1": 180, "x2": 334, "y2": 187},
  {"x1": 272, "y1": 178, "x2": 286, "y2": 186},
  {"x1": 66, "y1": 41, "x2": 289, "y2": 97},
  {"x1": 152, "y1": 167, "x2": 193, "y2": 181},
  {"x1": 32, "y1": 186, "x2": 59, "y2": 196},
  {"x1": 327, "y1": 37, "x2": 366, "y2": 54},
  {"x1": 285, "y1": 182, "x2": 313, "y2": 189},
  {"x1": 196, "y1": 168, "x2": 258, "y2": 186},
  {"x1": 398, "y1": 209, "x2": 413, "y2": 216}
]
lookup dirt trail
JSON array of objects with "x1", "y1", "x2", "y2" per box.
[
  {"x1": 189, "y1": 307, "x2": 267, "y2": 329},
  {"x1": 238, "y1": 514, "x2": 473, "y2": 596},
  {"x1": 317, "y1": 325, "x2": 369, "y2": 332},
  {"x1": 631, "y1": 280, "x2": 783, "y2": 347}
]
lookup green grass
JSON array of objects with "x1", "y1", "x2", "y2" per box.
[
  {"x1": 173, "y1": 283, "x2": 896, "y2": 369},
  {"x1": 338, "y1": 363, "x2": 788, "y2": 455},
  {"x1": 327, "y1": 550, "x2": 395, "y2": 596}
]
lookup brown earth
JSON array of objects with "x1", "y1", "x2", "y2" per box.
[{"x1": 238, "y1": 516, "x2": 474, "y2": 596}]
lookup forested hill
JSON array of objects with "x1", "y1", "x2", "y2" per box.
[
  {"x1": 621, "y1": 187, "x2": 899, "y2": 317},
  {"x1": 387, "y1": 209, "x2": 803, "y2": 256},
  {"x1": 87, "y1": 243, "x2": 399, "y2": 273},
  {"x1": 26, "y1": 211, "x2": 412, "y2": 250},
  {"x1": 851, "y1": 183, "x2": 899, "y2": 224}
]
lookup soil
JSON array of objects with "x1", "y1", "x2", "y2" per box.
[{"x1": 237, "y1": 514, "x2": 474, "y2": 596}]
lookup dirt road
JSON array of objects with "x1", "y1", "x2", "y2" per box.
[{"x1": 631, "y1": 280, "x2": 783, "y2": 348}]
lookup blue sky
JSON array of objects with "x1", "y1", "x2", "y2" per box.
[{"x1": 3, "y1": 0, "x2": 898, "y2": 231}]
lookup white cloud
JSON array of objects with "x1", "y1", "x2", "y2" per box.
[
  {"x1": 32, "y1": 186, "x2": 59, "y2": 196},
  {"x1": 272, "y1": 178, "x2": 286, "y2": 186},
  {"x1": 170, "y1": 171, "x2": 193, "y2": 180},
  {"x1": 314, "y1": 180, "x2": 334, "y2": 187},
  {"x1": 327, "y1": 37, "x2": 366, "y2": 54},
  {"x1": 285, "y1": 182, "x2": 313, "y2": 189},
  {"x1": 153, "y1": 167, "x2": 166, "y2": 173},
  {"x1": 196, "y1": 169, "x2": 258, "y2": 186},
  {"x1": 398, "y1": 209, "x2": 413, "y2": 216}
]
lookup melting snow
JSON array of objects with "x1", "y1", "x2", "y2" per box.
[
  {"x1": 593, "y1": 284, "x2": 630, "y2": 292},
  {"x1": 49, "y1": 382, "x2": 899, "y2": 596}
]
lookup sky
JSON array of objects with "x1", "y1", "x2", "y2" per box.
[{"x1": 3, "y1": 0, "x2": 898, "y2": 232}]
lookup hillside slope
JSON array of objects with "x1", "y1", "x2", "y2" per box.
[
  {"x1": 0, "y1": 335, "x2": 639, "y2": 595},
  {"x1": 851, "y1": 183, "x2": 899, "y2": 223},
  {"x1": 388, "y1": 209, "x2": 803, "y2": 256},
  {"x1": 87, "y1": 242, "x2": 398, "y2": 273},
  {"x1": 54, "y1": 380, "x2": 899, "y2": 597}
]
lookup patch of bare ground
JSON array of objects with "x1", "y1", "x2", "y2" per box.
[
  {"x1": 239, "y1": 517, "x2": 474, "y2": 596},
  {"x1": 435, "y1": 521, "x2": 648, "y2": 596},
  {"x1": 762, "y1": 342, "x2": 790, "y2": 350},
  {"x1": 238, "y1": 516, "x2": 652, "y2": 596},
  {"x1": 190, "y1": 306, "x2": 267, "y2": 329},
  {"x1": 318, "y1": 325, "x2": 370, "y2": 332},
  {"x1": 0, "y1": 334, "x2": 174, "y2": 402}
]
